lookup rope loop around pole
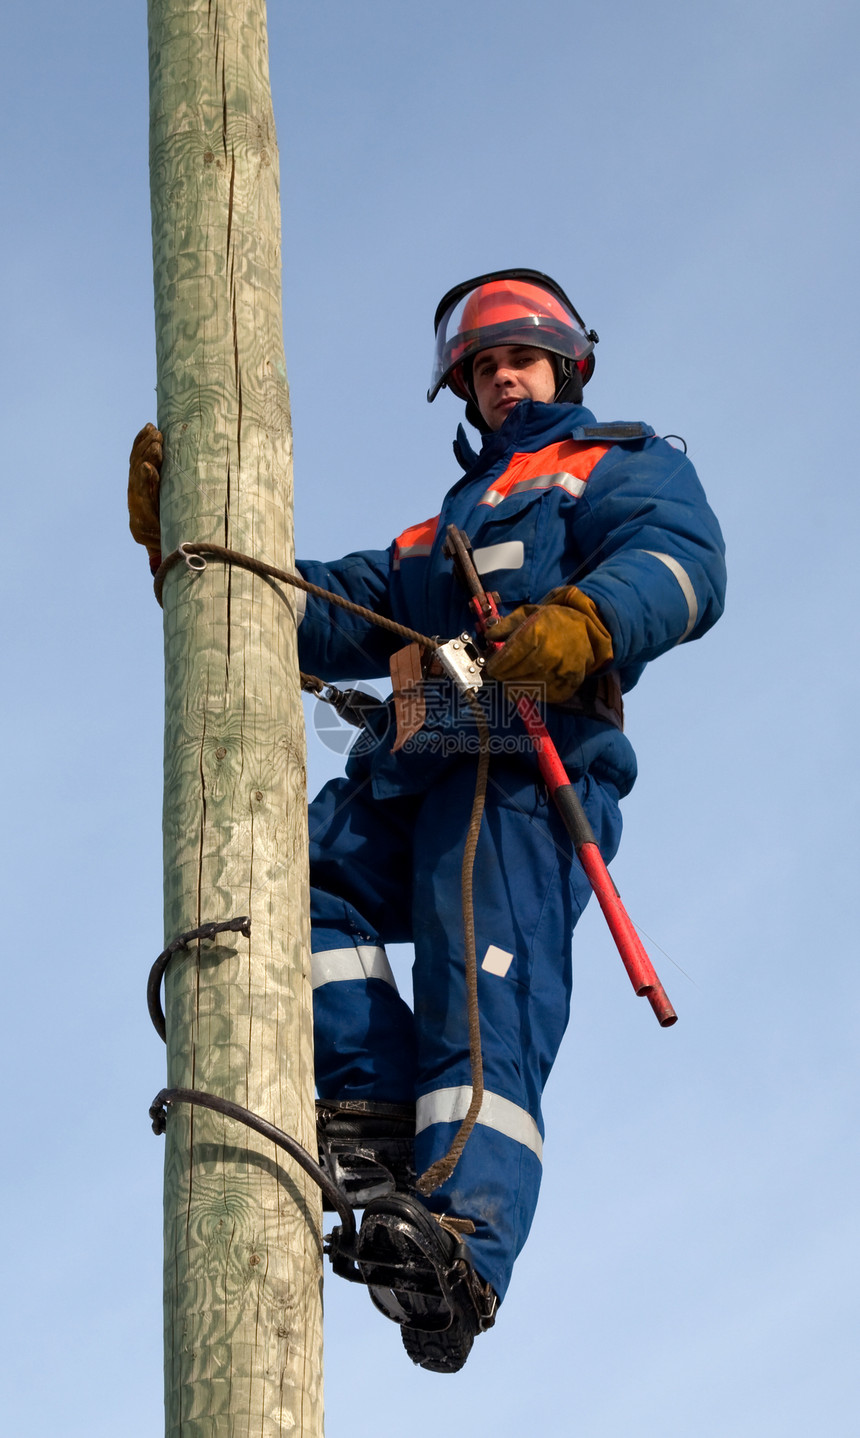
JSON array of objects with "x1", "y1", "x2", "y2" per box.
[
  {"x1": 150, "y1": 540, "x2": 493, "y2": 1193},
  {"x1": 154, "y1": 541, "x2": 436, "y2": 651}
]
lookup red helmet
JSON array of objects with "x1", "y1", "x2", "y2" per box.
[{"x1": 428, "y1": 268, "x2": 598, "y2": 403}]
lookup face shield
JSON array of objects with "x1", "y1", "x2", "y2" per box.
[{"x1": 428, "y1": 270, "x2": 597, "y2": 402}]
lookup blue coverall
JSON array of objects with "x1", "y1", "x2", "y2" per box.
[{"x1": 297, "y1": 400, "x2": 726, "y2": 1300}]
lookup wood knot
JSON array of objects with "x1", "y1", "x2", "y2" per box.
[{"x1": 215, "y1": 747, "x2": 227, "y2": 760}]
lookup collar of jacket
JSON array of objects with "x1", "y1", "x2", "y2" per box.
[{"x1": 454, "y1": 400, "x2": 599, "y2": 473}]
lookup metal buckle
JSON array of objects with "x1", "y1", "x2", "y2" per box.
[{"x1": 434, "y1": 634, "x2": 485, "y2": 696}]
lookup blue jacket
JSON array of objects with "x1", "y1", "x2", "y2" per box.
[{"x1": 297, "y1": 401, "x2": 726, "y2": 799}]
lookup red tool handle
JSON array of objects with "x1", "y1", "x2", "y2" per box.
[
  {"x1": 442, "y1": 523, "x2": 677, "y2": 1027},
  {"x1": 514, "y1": 694, "x2": 677, "y2": 1027},
  {"x1": 466, "y1": 577, "x2": 676, "y2": 1027}
]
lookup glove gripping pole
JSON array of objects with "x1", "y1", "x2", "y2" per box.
[{"x1": 443, "y1": 525, "x2": 677, "y2": 1028}]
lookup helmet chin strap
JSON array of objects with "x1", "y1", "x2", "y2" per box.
[
  {"x1": 461, "y1": 358, "x2": 493, "y2": 434},
  {"x1": 464, "y1": 396, "x2": 492, "y2": 434},
  {"x1": 553, "y1": 357, "x2": 584, "y2": 406}
]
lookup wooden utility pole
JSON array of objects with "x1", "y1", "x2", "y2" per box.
[{"x1": 147, "y1": 2, "x2": 323, "y2": 1434}]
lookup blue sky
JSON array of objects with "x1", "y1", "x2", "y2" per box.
[{"x1": 2, "y1": 2, "x2": 858, "y2": 1433}]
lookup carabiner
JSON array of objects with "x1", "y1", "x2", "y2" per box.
[{"x1": 178, "y1": 542, "x2": 208, "y2": 573}]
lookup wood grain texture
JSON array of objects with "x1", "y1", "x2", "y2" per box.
[{"x1": 147, "y1": 3, "x2": 323, "y2": 1433}]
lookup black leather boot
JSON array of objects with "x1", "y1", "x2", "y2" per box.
[
  {"x1": 356, "y1": 1192, "x2": 498, "y2": 1373},
  {"x1": 316, "y1": 1099, "x2": 416, "y2": 1209}
]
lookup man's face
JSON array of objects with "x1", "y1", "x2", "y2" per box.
[{"x1": 471, "y1": 344, "x2": 557, "y2": 431}]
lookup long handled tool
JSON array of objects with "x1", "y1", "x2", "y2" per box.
[{"x1": 443, "y1": 525, "x2": 677, "y2": 1028}]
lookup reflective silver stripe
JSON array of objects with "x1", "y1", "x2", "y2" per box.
[
  {"x1": 642, "y1": 551, "x2": 698, "y2": 641},
  {"x1": 416, "y1": 1086, "x2": 543, "y2": 1161},
  {"x1": 481, "y1": 472, "x2": 587, "y2": 508},
  {"x1": 473, "y1": 540, "x2": 524, "y2": 575},
  {"x1": 392, "y1": 543, "x2": 432, "y2": 572},
  {"x1": 311, "y1": 945, "x2": 397, "y2": 991}
]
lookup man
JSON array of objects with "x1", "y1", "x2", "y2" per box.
[{"x1": 130, "y1": 269, "x2": 726, "y2": 1374}]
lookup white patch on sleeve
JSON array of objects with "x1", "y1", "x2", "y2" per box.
[
  {"x1": 473, "y1": 540, "x2": 525, "y2": 575},
  {"x1": 482, "y1": 944, "x2": 514, "y2": 978}
]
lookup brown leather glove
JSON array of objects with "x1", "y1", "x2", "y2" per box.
[
  {"x1": 485, "y1": 586, "x2": 614, "y2": 703},
  {"x1": 128, "y1": 422, "x2": 163, "y2": 569}
]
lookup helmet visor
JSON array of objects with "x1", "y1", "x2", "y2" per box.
[{"x1": 429, "y1": 276, "x2": 595, "y2": 401}]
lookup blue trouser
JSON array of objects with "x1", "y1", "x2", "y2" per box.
[{"x1": 309, "y1": 757, "x2": 622, "y2": 1300}]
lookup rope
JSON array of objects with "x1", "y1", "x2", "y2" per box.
[
  {"x1": 152, "y1": 537, "x2": 491, "y2": 1194},
  {"x1": 417, "y1": 691, "x2": 490, "y2": 1195},
  {"x1": 154, "y1": 541, "x2": 436, "y2": 651}
]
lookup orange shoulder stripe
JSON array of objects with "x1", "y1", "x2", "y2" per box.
[
  {"x1": 393, "y1": 513, "x2": 440, "y2": 569},
  {"x1": 479, "y1": 440, "x2": 610, "y2": 508}
]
